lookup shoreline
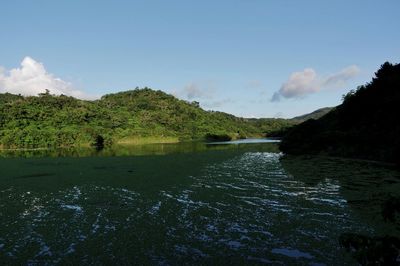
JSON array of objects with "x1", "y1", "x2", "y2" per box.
[{"x1": 0, "y1": 135, "x2": 271, "y2": 151}]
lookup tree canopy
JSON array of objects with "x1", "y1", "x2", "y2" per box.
[{"x1": 0, "y1": 87, "x2": 293, "y2": 148}]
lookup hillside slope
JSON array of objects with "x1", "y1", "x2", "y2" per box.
[
  {"x1": 0, "y1": 88, "x2": 292, "y2": 148},
  {"x1": 290, "y1": 107, "x2": 334, "y2": 123},
  {"x1": 280, "y1": 62, "x2": 400, "y2": 164}
]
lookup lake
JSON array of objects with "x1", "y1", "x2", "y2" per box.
[{"x1": 0, "y1": 140, "x2": 399, "y2": 265}]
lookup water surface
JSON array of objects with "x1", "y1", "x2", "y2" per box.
[{"x1": 0, "y1": 141, "x2": 399, "y2": 265}]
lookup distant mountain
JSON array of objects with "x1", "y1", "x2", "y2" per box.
[
  {"x1": 0, "y1": 88, "x2": 292, "y2": 148},
  {"x1": 290, "y1": 107, "x2": 335, "y2": 123},
  {"x1": 280, "y1": 62, "x2": 400, "y2": 164}
]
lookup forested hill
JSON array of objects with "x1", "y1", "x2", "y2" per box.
[
  {"x1": 0, "y1": 88, "x2": 293, "y2": 148},
  {"x1": 290, "y1": 107, "x2": 334, "y2": 123},
  {"x1": 280, "y1": 62, "x2": 400, "y2": 164}
]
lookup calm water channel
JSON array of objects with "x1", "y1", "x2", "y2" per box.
[{"x1": 0, "y1": 140, "x2": 399, "y2": 265}]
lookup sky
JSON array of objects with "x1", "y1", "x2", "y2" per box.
[{"x1": 0, "y1": 0, "x2": 399, "y2": 118}]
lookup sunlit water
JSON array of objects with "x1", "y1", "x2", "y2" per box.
[{"x1": 0, "y1": 141, "x2": 399, "y2": 265}]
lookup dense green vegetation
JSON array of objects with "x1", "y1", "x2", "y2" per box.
[
  {"x1": 0, "y1": 88, "x2": 293, "y2": 148},
  {"x1": 280, "y1": 62, "x2": 400, "y2": 164}
]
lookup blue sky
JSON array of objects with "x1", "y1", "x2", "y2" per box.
[{"x1": 0, "y1": 0, "x2": 399, "y2": 118}]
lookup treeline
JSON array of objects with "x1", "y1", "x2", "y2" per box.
[
  {"x1": 280, "y1": 62, "x2": 400, "y2": 164},
  {"x1": 0, "y1": 88, "x2": 293, "y2": 148}
]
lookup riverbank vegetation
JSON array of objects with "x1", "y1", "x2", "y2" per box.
[
  {"x1": 280, "y1": 62, "x2": 400, "y2": 164},
  {"x1": 0, "y1": 88, "x2": 294, "y2": 148}
]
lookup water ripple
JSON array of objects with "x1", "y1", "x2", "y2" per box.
[{"x1": 0, "y1": 151, "x2": 395, "y2": 265}]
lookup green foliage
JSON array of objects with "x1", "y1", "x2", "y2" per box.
[
  {"x1": 0, "y1": 88, "x2": 292, "y2": 148},
  {"x1": 205, "y1": 133, "x2": 232, "y2": 142},
  {"x1": 280, "y1": 62, "x2": 400, "y2": 164}
]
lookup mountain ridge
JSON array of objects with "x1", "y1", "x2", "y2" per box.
[
  {"x1": 280, "y1": 62, "x2": 400, "y2": 164},
  {"x1": 290, "y1": 107, "x2": 335, "y2": 123},
  {"x1": 0, "y1": 88, "x2": 294, "y2": 148}
]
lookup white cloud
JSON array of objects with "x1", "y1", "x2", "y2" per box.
[
  {"x1": 181, "y1": 83, "x2": 211, "y2": 100},
  {"x1": 201, "y1": 98, "x2": 233, "y2": 108},
  {"x1": 276, "y1": 68, "x2": 319, "y2": 100},
  {"x1": 322, "y1": 65, "x2": 360, "y2": 88},
  {"x1": 0, "y1": 56, "x2": 91, "y2": 99},
  {"x1": 172, "y1": 81, "x2": 236, "y2": 110},
  {"x1": 271, "y1": 65, "x2": 360, "y2": 102},
  {"x1": 175, "y1": 82, "x2": 216, "y2": 100}
]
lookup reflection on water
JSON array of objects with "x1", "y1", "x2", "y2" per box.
[
  {"x1": 0, "y1": 141, "x2": 279, "y2": 158},
  {"x1": 207, "y1": 138, "x2": 281, "y2": 145},
  {"x1": 0, "y1": 143, "x2": 399, "y2": 264},
  {"x1": 281, "y1": 155, "x2": 400, "y2": 237}
]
